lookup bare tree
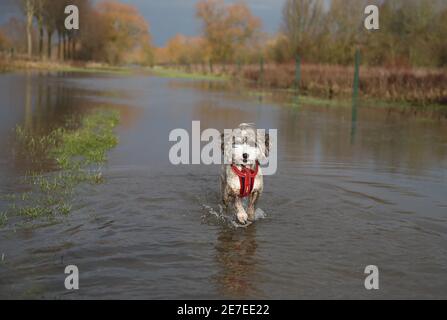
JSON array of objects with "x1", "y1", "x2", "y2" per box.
[
  {"x1": 42, "y1": 0, "x2": 57, "y2": 59},
  {"x1": 34, "y1": 0, "x2": 46, "y2": 58},
  {"x1": 281, "y1": 0, "x2": 326, "y2": 56},
  {"x1": 196, "y1": 0, "x2": 261, "y2": 64},
  {"x1": 21, "y1": 0, "x2": 36, "y2": 58}
]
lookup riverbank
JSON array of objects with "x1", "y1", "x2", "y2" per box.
[
  {"x1": 2, "y1": 59, "x2": 446, "y2": 113},
  {"x1": 155, "y1": 64, "x2": 447, "y2": 110},
  {"x1": 0, "y1": 58, "x2": 132, "y2": 75},
  {"x1": 149, "y1": 66, "x2": 228, "y2": 81}
]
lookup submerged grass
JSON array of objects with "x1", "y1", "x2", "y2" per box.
[
  {"x1": 57, "y1": 65, "x2": 132, "y2": 75},
  {"x1": 0, "y1": 212, "x2": 7, "y2": 227},
  {"x1": 2, "y1": 109, "x2": 119, "y2": 225},
  {"x1": 149, "y1": 66, "x2": 228, "y2": 81},
  {"x1": 247, "y1": 87, "x2": 447, "y2": 114}
]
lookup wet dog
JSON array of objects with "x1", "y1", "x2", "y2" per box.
[{"x1": 220, "y1": 123, "x2": 269, "y2": 225}]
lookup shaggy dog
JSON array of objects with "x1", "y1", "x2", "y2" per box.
[{"x1": 220, "y1": 123, "x2": 269, "y2": 225}]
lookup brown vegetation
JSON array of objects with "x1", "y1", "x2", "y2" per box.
[
  {"x1": 1, "y1": 0, "x2": 446, "y2": 107},
  {"x1": 179, "y1": 63, "x2": 447, "y2": 106},
  {"x1": 1, "y1": 0, "x2": 154, "y2": 65},
  {"x1": 155, "y1": 0, "x2": 447, "y2": 107}
]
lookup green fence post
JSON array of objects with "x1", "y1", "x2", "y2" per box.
[{"x1": 351, "y1": 49, "x2": 361, "y2": 143}]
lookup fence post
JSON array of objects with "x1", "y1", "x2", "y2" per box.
[
  {"x1": 351, "y1": 49, "x2": 361, "y2": 143},
  {"x1": 294, "y1": 54, "x2": 301, "y2": 93}
]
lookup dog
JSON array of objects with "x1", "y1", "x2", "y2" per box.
[{"x1": 220, "y1": 123, "x2": 270, "y2": 225}]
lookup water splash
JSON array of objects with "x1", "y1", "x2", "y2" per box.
[{"x1": 201, "y1": 204, "x2": 266, "y2": 228}]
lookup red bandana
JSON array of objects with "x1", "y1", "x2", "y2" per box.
[{"x1": 231, "y1": 162, "x2": 259, "y2": 198}]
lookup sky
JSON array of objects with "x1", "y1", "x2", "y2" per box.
[{"x1": 0, "y1": 0, "x2": 284, "y2": 47}]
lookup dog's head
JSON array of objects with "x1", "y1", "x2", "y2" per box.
[{"x1": 221, "y1": 123, "x2": 270, "y2": 166}]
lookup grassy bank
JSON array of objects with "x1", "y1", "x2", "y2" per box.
[
  {"x1": 149, "y1": 66, "x2": 228, "y2": 81},
  {"x1": 0, "y1": 58, "x2": 132, "y2": 75},
  {"x1": 0, "y1": 109, "x2": 120, "y2": 227},
  {"x1": 164, "y1": 63, "x2": 447, "y2": 109}
]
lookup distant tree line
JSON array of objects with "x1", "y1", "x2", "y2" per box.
[
  {"x1": 2, "y1": 0, "x2": 445, "y2": 68},
  {"x1": 278, "y1": 0, "x2": 447, "y2": 67},
  {"x1": 156, "y1": 0, "x2": 263, "y2": 68},
  {"x1": 156, "y1": 0, "x2": 447, "y2": 68},
  {"x1": 0, "y1": 0, "x2": 154, "y2": 66}
]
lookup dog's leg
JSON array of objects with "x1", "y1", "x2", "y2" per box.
[
  {"x1": 221, "y1": 185, "x2": 230, "y2": 208},
  {"x1": 220, "y1": 174, "x2": 228, "y2": 207},
  {"x1": 235, "y1": 197, "x2": 248, "y2": 224},
  {"x1": 247, "y1": 191, "x2": 260, "y2": 222}
]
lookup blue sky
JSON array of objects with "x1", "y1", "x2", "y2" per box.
[{"x1": 0, "y1": 0, "x2": 284, "y2": 46}]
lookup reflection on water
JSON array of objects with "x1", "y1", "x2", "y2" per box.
[
  {"x1": 215, "y1": 226, "x2": 260, "y2": 298},
  {"x1": 0, "y1": 72, "x2": 446, "y2": 299},
  {"x1": 1, "y1": 72, "x2": 139, "y2": 175}
]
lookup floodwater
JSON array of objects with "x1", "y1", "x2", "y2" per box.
[{"x1": 0, "y1": 71, "x2": 446, "y2": 299}]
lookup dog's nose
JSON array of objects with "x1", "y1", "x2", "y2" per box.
[{"x1": 243, "y1": 153, "x2": 248, "y2": 159}]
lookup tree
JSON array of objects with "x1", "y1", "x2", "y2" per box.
[
  {"x1": 33, "y1": 0, "x2": 47, "y2": 58},
  {"x1": 42, "y1": 0, "x2": 58, "y2": 59},
  {"x1": 70, "y1": 0, "x2": 94, "y2": 60},
  {"x1": 164, "y1": 34, "x2": 206, "y2": 66},
  {"x1": 0, "y1": 30, "x2": 10, "y2": 51},
  {"x1": 73, "y1": 0, "x2": 153, "y2": 64},
  {"x1": 20, "y1": 0, "x2": 36, "y2": 58},
  {"x1": 363, "y1": 0, "x2": 444, "y2": 67},
  {"x1": 99, "y1": 0, "x2": 151, "y2": 64},
  {"x1": 265, "y1": 33, "x2": 291, "y2": 63},
  {"x1": 435, "y1": 6, "x2": 447, "y2": 66},
  {"x1": 196, "y1": 0, "x2": 261, "y2": 64},
  {"x1": 325, "y1": 0, "x2": 369, "y2": 64},
  {"x1": 281, "y1": 0, "x2": 326, "y2": 59},
  {"x1": 0, "y1": 17, "x2": 28, "y2": 54}
]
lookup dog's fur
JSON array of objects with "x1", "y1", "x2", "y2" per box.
[{"x1": 220, "y1": 123, "x2": 269, "y2": 225}]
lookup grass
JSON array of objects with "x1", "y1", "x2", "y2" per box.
[
  {"x1": 166, "y1": 63, "x2": 447, "y2": 111},
  {"x1": 149, "y1": 66, "x2": 228, "y2": 81},
  {"x1": 0, "y1": 212, "x2": 7, "y2": 227},
  {"x1": 247, "y1": 63, "x2": 447, "y2": 107},
  {"x1": 292, "y1": 95, "x2": 351, "y2": 108},
  {"x1": 2, "y1": 109, "x2": 120, "y2": 225},
  {"x1": 56, "y1": 65, "x2": 132, "y2": 75},
  {"x1": 0, "y1": 58, "x2": 132, "y2": 75}
]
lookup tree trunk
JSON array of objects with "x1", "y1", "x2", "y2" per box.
[
  {"x1": 63, "y1": 33, "x2": 67, "y2": 61},
  {"x1": 26, "y1": 3, "x2": 33, "y2": 58},
  {"x1": 47, "y1": 30, "x2": 53, "y2": 60},
  {"x1": 39, "y1": 24, "x2": 44, "y2": 59},
  {"x1": 71, "y1": 37, "x2": 76, "y2": 60},
  {"x1": 67, "y1": 36, "x2": 73, "y2": 60},
  {"x1": 57, "y1": 32, "x2": 62, "y2": 60},
  {"x1": 65, "y1": 37, "x2": 69, "y2": 60}
]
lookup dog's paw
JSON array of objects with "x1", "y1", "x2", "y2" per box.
[
  {"x1": 237, "y1": 212, "x2": 249, "y2": 225},
  {"x1": 247, "y1": 208, "x2": 256, "y2": 222}
]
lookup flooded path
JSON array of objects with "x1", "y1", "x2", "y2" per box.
[{"x1": 0, "y1": 72, "x2": 446, "y2": 299}]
